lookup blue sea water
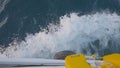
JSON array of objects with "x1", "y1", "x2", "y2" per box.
[{"x1": 0, "y1": 0, "x2": 120, "y2": 58}]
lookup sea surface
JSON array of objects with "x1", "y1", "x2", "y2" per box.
[{"x1": 0, "y1": 0, "x2": 120, "y2": 58}]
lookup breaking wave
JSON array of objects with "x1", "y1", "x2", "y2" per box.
[{"x1": 0, "y1": 12, "x2": 120, "y2": 58}]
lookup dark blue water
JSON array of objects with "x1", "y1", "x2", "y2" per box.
[
  {"x1": 0, "y1": 0, "x2": 120, "y2": 57},
  {"x1": 0, "y1": 0, "x2": 120, "y2": 46}
]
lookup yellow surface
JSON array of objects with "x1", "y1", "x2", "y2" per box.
[
  {"x1": 102, "y1": 54, "x2": 120, "y2": 68},
  {"x1": 65, "y1": 53, "x2": 120, "y2": 68},
  {"x1": 65, "y1": 54, "x2": 92, "y2": 68}
]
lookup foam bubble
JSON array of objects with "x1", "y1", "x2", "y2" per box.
[{"x1": 0, "y1": 12, "x2": 120, "y2": 58}]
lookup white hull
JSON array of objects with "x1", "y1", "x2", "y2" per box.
[{"x1": 0, "y1": 58, "x2": 102, "y2": 67}]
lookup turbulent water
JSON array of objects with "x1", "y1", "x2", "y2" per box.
[{"x1": 0, "y1": 0, "x2": 120, "y2": 58}]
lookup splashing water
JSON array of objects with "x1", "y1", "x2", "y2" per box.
[
  {"x1": 0, "y1": 0, "x2": 10, "y2": 14},
  {"x1": 0, "y1": 12, "x2": 120, "y2": 58}
]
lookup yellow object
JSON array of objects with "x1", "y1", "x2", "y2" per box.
[
  {"x1": 92, "y1": 55, "x2": 96, "y2": 59},
  {"x1": 102, "y1": 54, "x2": 120, "y2": 68},
  {"x1": 65, "y1": 54, "x2": 92, "y2": 68}
]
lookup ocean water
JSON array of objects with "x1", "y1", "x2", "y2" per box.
[{"x1": 0, "y1": 0, "x2": 120, "y2": 58}]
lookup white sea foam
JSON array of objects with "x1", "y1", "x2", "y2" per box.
[
  {"x1": 0, "y1": 0, "x2": 10, "y2": 14},
  {"x1": 0, "y1": 17, "x2": 8, "y2": 28},
  {"x1": 0, "y1": 12, "x2": 120, "y2": 58},
  {"x1": 0, "y1": 0, "x2": 9, "y2": 28}
]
